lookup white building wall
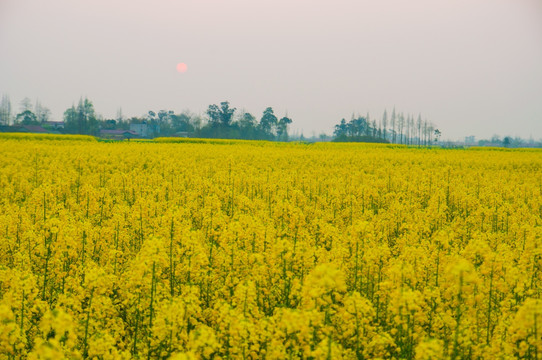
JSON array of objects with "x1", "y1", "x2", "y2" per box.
[{"x1": 130, "y1": 123, "x2": 149, "y2": 137}]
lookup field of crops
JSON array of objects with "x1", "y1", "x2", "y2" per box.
[{"x1": 1, "y1": 135, "x2": 542, "y2": 359}]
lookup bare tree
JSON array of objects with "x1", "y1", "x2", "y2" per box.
[
  {"x1": 382, "y1": 109, "x2": 388, "y2": 141},
  {"x1": 405, "y1": 114, "x2": 411, "y2": 145},
  {"x1": 0, "y1": 94, "x2": 12, "y2": 125},
  {"x1": 20, "y1": 97, "x2": 32, "y2": 113},
  {"x1": 398, "y1": 113, "x2": 405, "y2": 144},
  {"x1": 423, "y1": 119, "x2": 428, "y2": 146},
  {"x1": 390, "y1": 107, "x2": 396, "y2": 143},
  {"x1": 35, "y1": 100, "x2": 51, "y2": 123},
  {"x1": 414, "y1": 114, "x2": 421, "y2": 146}
]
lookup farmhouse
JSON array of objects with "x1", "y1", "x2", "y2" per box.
[
  {"x1": 130, "y1": 121, "x2": 160, "y2": 138},
  {"x1": 99, "y1": 129, "x2": 139, "y2": 140},
  {"x1": 0, "y1": 125, "x2": 48, "y2": 133}
]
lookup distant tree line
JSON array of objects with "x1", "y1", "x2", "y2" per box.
[
  {"x1": 333, "y1": 108, "x2": 441, "y2": 145},
  {"x1": 0, "y1": 95, "x2": 293, "y2": 141},
  {"x1": 0, "y1": 95, "x2": 52, "y2": 126},
  {"x1": 473, "y1": 135, "x2": 541, "y2": 148},
  {"x1": 2, "y1": 94, "x2": 540, "y2": 147},
  {"x1": 200, "y1": 102, "x2": 292, "y2": 141}
]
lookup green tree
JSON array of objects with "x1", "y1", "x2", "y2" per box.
[
  {"x1": 64, "y1": 98, "x2": 98, "y2": 135},
  {"x1": 101, "y1": 119, "x2": 117, "y2": 130},
  {"x1": 206, "y1": 101, "x2": 236, "y2": 127},
  {"x1": 259, "y1": 107, "x2": 277, "y2": 138},
  {"x1": 239, "y1": 112, "x2": 256, "y2": 129},
  {"x1": 206, "y1": 104, "x2": 221, "y2": 126},
  {"x1": 144, "y1": 111, "x2": 166, "y2": 137},
  {"x1": 348, "y1": 116, "x2": 368, "y2": 137},
  {"x1": 16, "y1": 110, "x2": 38, "y2": 125},
  {"x1": 277, "y1": 116, "x2": 292, "y2": 141},
  {"x1": 434, "y1": 129, "x2": 441, "y2": 143},
  {"x1": 334, "y1": 118, "x2": 348, "y2": 137},
  {"x1": 63, "y1": 105, "x2": 77, "y2": 132},
  {"x1": 219, "y1": 101, "x2": 235, "y2": 126},
  {"x1": 170, "y1": 113, "x2": 194, "y2": 133},
  {"x1": 236, "y1": 112, "x2": 261, "y2": 139}
]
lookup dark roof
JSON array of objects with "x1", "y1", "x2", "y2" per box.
[
  {"x1": 0, "y1": 125, "x2": 48, "y2": 133},
  {"x1": 100, "y1": 129, "x2": 138, "y2": 135},
  {"x1": 22, "y1": 125, "x2": 48, "y2": 133}
]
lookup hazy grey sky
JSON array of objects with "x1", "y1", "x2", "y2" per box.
[{"x1": 1, "y1": 0, "x2": 541, "y2": 140}]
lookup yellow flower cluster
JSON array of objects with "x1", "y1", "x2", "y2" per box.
[{"x1": 0, "y1": 135, "x2": 541, "y2": 359}]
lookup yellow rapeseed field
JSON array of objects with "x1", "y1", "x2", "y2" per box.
[{"x1": 1, "y1": 134, "x2": 542, "y2": 359}]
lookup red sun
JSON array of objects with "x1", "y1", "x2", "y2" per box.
[{"x1": 176, "y1": 63, "x2": 188, "y2": 73}]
